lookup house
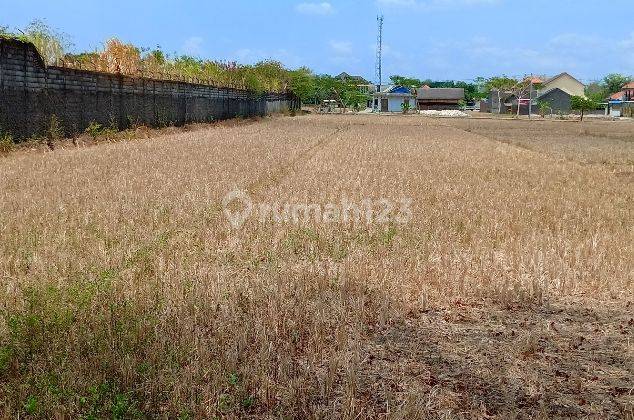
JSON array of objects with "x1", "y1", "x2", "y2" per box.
[
  {"x1": 535, "y1": 88, "x2": 575, "y2": 114},
  {"x1": 482, "y1": 73, "x2": 585, "y2": 114},
  {"x1": 532, "y1": 73, "x2": 585, "y2": 113},
  {"x1": 607, "y1": 91, "x2": 624, "y2": 117},
  {"x1": 373, "y1": 86, "x2": 415, "y2": 112},
  {"x1": 607, "y1": 82, "x2": 634, "y2": 117},
  {"x1": 336, "y1": 72, "x2": 369, "y2": 85},
  {"x1": 416, "y1": 87, "x2": 465, "y2": 110},
  {"x1": 527, "y1": 76, "x2": 545, "y2": 85},
  {"x1": 623, "y1": 82, "x2": 634, "y2": 117},
  {"x1": 623, "y1": 82, "x2": 634, "y2": 101},
  {"x1": 610, "y1": 91, "x2": 625, "y2": 101},
  {"x1": 486, "y1": 89, "x2": 515, "y2": 114},
  {"x1": 538, "y1": 72, "x2": 585, "y2": 97}
]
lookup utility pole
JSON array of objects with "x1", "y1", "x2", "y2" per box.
[
  {"x1": 529, "y1": 74, "x2": 533, "y2": 120},
  {"x1": 375, "y1": 15, "x2": 384, "y2": 92}
]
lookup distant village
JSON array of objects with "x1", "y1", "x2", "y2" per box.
[{"x1": 334, "y1": 72, "x2": 634, "y2": 118}]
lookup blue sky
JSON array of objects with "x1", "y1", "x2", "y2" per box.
[{"x1": 2, "y1": 0, "x2": 633, "y2": 83}]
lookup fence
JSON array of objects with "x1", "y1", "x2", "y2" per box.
[{"x1": 0, "y1": 38, "x2": 299, "y2": 140}]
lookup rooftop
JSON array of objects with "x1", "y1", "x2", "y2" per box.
[
  {"x1": 542, "y1": 72, "x2": 583, "y2": 87},
  {"x1": 610, "y1": 91, "x2": 624, "y2": 100},
  {"x1": 417, "y1": 88, "x2": 465, "y2": 100},
  {"x1": 526, "y1": 76, "x2": 544, "y2": 84}
]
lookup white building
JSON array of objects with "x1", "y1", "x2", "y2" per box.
[{"x1": 373, "y1": 86, "x2": 415, "y2": 112}]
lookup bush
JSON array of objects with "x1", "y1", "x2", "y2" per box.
[
  {"x1": 47, "y1": 115, "x2": 64, "y2": 140},
  {"x1": 45, "y1": 115, "x2": 64, "y2": 150},
  {"x1": 85, "y1": 122, "x2": 103, "y2": 140},
  {"x1": 571, "y1": 96, "x2": 600, "y2": 122},
  {"x1": 538, "y1": 101, "x2": 551, "y2": 118},
  {"x1": 0, "y1": 130, "x2": 14, "y2": 154}
]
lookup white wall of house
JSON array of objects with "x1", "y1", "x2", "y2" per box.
[
  {"x1": 540, "y1": 74, "x2": 585, "y2": 97},
  {"x1": 388, "y1": 97, "x2": 408, "y2": 112},
  {"x1": 374, "y1": 96, "x2": 412, "y2": 112}
]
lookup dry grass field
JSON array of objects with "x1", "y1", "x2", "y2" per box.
[{"x1": 0, "y1": 114, "x2": 632, "y2": 418}]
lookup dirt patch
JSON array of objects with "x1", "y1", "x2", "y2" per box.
[{"x1": 354, "y1": 299, "x2": 634, "y2": 418}]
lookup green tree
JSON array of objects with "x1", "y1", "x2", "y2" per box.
[
  {"x1": 603, "y1": 73, "x2": 630, "y2": 95},
  {"x1": 571, "y1": 96, "x2": 599, "y2": 121},
  {"x1": 289, "y1": 67, "x2": 316, "y2": 104},
  {"x1": 24, "y1": 19, "x2": 71, "y2": 65},
  {"x1": 311, "y1": 75, "x2": 361, "y2": 109},
  {"x1": 173, "y1": 56, "x2": 204, "y2": 78},
  {"x1": 148, "y1": 48, "x2": 166, "y2": 65},
  {"x1": 585, "y1": 81, "x2": 607, "y2": 102},
  {"x1": 454, "y1": 81, "x2": 484, "y2": 102},
  {"x1": 313, "y1": 75, "x2": 339, "y2": 103},
  {"x1": 342, "y1": 89, "x2": 369, "y2": 111},
  {"x1": 390, "y1": 75, "x2": 424, "y2": 88},
  {"x1": 251, "y1": 60, "x2": 289, "y2": 92}
]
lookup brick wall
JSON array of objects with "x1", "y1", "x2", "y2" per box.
[{"x1": 0, "y1": 39, "x2": 298, "y2": 140}]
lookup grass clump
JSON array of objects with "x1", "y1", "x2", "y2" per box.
[{"x1": 0, "y1": 130, "x2": 14, "y2": 154}]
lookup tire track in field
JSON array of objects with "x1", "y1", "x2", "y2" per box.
[
  {"x1": 245, "y1": 123, "x2": 350, "y2": 199},
  {"x1": 425, "y1": 117, "x2": 564, "y2": 160}
]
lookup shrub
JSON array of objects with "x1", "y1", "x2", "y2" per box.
[
  {"x1": 46, "y1": 115, "x2": 64, "y2": 150},
  {"x1": 85, "y1": 122, "x2": 103, "y2": 140},
  {"x1": 538, "y1": 101, "x2": 551, "y2": 118},
  {"x1": 0, "y1": 130, "x2": 14, "y2": 154},
  {"x1": 571, "y1": 95, "x2": 600, "y2": 122}
]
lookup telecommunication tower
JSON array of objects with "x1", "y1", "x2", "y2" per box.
[{"x1": 375, "y1": 15, "x2": 384, "y2": 89}]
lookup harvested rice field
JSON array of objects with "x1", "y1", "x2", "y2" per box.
[{"x1": 0, "y1": 114, "x2": 632, "y2": 418}]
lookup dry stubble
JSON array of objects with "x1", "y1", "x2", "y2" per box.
[{"x1": 0, "y1": 114, "x2": 632, "y2": 418}]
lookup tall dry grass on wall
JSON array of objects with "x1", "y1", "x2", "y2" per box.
[
  {"x1": 0, "y1": 116, "x2": 632, "y2": 418},
  {"x1": 99, "y1": 38, "x2": 142, "y2": 75}
]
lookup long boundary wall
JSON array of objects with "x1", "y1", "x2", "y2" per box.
[{"x1": 0, "y1": 39, "x2": 299, "y2": 140}]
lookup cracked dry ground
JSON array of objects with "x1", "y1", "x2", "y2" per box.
[{"x1": 0, "y1": 114, "x2": 632, "y2": 418}]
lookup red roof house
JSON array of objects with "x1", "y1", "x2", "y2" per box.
[{"x1": 623, "y1": 82, "x2": 634, "y2": 101}]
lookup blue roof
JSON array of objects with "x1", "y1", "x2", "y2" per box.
[{"x1": 389, "y1": 86, "x2": 411, "y2": 94}]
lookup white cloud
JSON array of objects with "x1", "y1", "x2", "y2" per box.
[
  {"x1": 549, "y1": 33, "x2": 605, "y2": 51},
  {"x1": 330, "y1": 40, "x2": 353, "y2": 55},
  {"x1": 619, "y1": 32, "x2": 634, "y2": 49},
  {"x1": 181, "y1": 36, "x2": 204, "y2": 56},
  {"x1": 328, "y1": 40, "x2": 361, "y2": 67},
  {"x1": 377, "y1": 0, "x2": 500, "y2": 10},
  {"x1": 416, "y1": 33, "x2": 633, "y2": 80},
  {"x1": 295, "y1": 2, "x2": 334, "y2": 15},
  {"x1": 231, "y1": 48, "x2": 303, "y2": 68}
]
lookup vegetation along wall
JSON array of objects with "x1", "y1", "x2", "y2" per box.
[{"x1": 0, "y1": 38, "x2": 299, "y2": 140}]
